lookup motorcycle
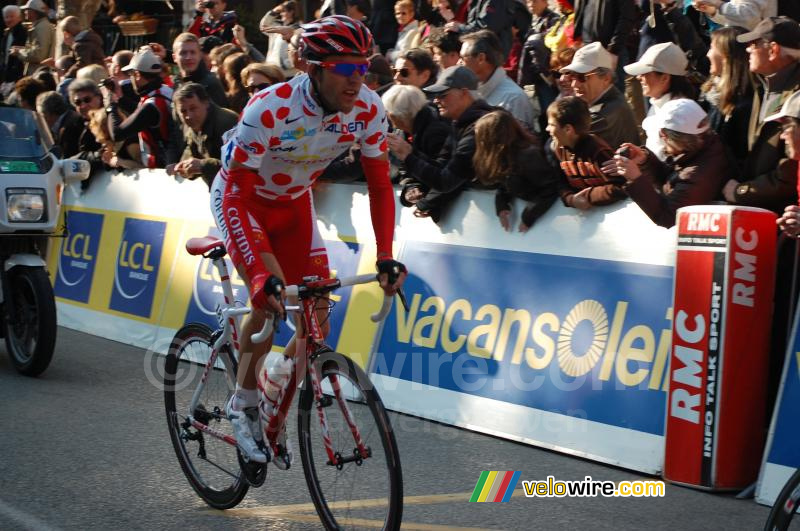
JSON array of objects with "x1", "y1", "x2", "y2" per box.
[{"x1": 0, "y1": 106, "x2": 89, "y2": 376}]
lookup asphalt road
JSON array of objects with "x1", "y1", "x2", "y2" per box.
[{"x1": 0, "y1": 327, "x2": 792, "y2": 530}]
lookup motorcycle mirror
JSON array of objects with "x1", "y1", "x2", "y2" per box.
[{"x1": 61, "y1": 159, "x2": 90, "y2": 184}]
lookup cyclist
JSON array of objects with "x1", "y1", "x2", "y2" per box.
[{"x1": 210, "y1": 15, "x2": 407, "y2": 466}]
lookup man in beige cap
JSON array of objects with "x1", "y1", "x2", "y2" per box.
[
  {"x1": 560, "y1": 41, "x2": 640, "y2": 151},
  {"x1": 10, "y1": 0, "x2": 54, "y2": 76},
  {"x1": 624, "y1": 42, "x2": 691, "y2": 160}
]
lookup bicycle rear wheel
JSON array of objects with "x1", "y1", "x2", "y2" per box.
[
  {"x1": 766, "y1": 468, "x2": 800, "y2": 531},
  {"x1": 164, "y1": 323, "x2": 249, "y2": 509},
  {"x1": 298, "y1": 350, "x2": 402, "y2": 530}
]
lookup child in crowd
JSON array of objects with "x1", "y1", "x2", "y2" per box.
[{"x1": 546, "y1": 96, "x2": 626, "y2": 210}]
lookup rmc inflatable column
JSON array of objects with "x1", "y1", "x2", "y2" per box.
[{"x1": 664, "y1": 205, "x2": 777, "y2": 490}]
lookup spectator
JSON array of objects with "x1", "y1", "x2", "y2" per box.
[
  {"x1": 560, "y1": 42, "x2": 641, "y2": 149},
  {"x1": 14, "y1": 76, "x2": 46, "y2": 110},
  {"x1": 58, "y1": 16, "x2": 105, "y2": 79},
  {"x1": 371, "y1": 0, "x2": 400, "y2": 55},
  {"x1": 172, "y1": 33, "x2": 228, "y2": 108},
  {"x1": 774, "y1": 91, "x2": 800, "y2": 237},
  {"x1": 381, "y1": 84, "x2": 452, "y2": 209},
  {"x1": 365, "y1": 54, "x2": 394, "y2": 95},
  {"x1": 551, "y1": 47, "x2": 576, "y2": 98},
  {"x1": 693, "y1": 0, "x2": 778, "y2": 32},
  {"x1": 543, "y1": 0, "x2": 578, "y2": 56},
  {"x1": 67, "y1": 78, "x2": 105, "y2": 181},
  {"x1": 428, "y1": 27, "x2": 462, "y2": 71},
  {"x1": 288, "y1": 32, "x2": 308, "y2": 74},
  {"x1": 637, "y1": 1, "x2": 711, "y2": 79},
  {"x1": 167, "y1": 82, "x2": 238, "y2": 188},
  {"x1": 264, "y1": 1, "x2": 301, "y2": 78},
  {"x1": 394, "y1": 48, "x2": 438, "y2": 90},
  {"x1": 36, "y1": 90, "x2": 83, "y2": 157},
  {"x1": 624, "y1": 42, "x2": 696, "y2": 161},
  {"x1": 87, "y1": 108, "x2": 143, "y2": 171},
  {"x1": 208, "y1": 42, "x2": 238, "y2": 74},
  {"x1": 11, "y1": 0, "x2": 54, "y2": 77},
  {"x1": 1, "y1": 5, "x2": 27, "y2": 93},
  {"x1": 518, "y1": 0, "x2": 561, "y2": 126},
  {"x1": 345, "y1": 0, "x2": 371, "y2": 25},
  {"x1": 220, "y1": 52, "x2": 252, "y2": 113},
  {"x1": 608, "y1": 99, "x2": 728, "y2": 228},
  {"x1": 546, "y1": 96, "x2": 625, "y2": 210},
  {"x1": 32, "y1": 66, "x2": 57, "y2": 91},
  {"x1": 722, "y1": 17, "x2": 800, "y2": 212},
  {"x1": 460, "y1": 30, "x2": 537, "y2": 132},
  {"x1": 387, "y1": 66, "x2": 495, "y2": 220},
  {"x1": 198, "y1": 35, "x2": 223, "y2": 70},
  {"x1": 188, "y1": 0, "x2": 238, "y2": 43},
  {"x1": 241, "y1": 63, "x2": 285, "y2": 96},
  {"x1": 387, "y1": 0, "x2": 422, "y2": 62},
  {"x1": 104, "y1": 47, "x2": 177, "y2": 169},
  {"x1": 107, "y1": 50, "x2": 138, "y2": 114},
  {"x1": 702, "y1": 26, "x2": 754, "y2": 171},
  {"x1": 446, "y1": 0, "x2": 515, "y2": 58},
  {"x1": 571, "y1": 0, "x2": 637, "y2": 88},
  {"x1": 474, "y1": 109, "x2": 559, "y2": 231}
]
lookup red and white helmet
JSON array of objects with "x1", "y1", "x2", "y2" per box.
[{"x1": 300, "y1": 15, "x2": 374, "y2": 61}]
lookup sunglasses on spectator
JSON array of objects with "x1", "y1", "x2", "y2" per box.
[
  {"x1": 73, "y1": 95, "x2": 96, "y2": 106},
  {"x1": 308, "y1": 60, "x2": 369, "y2": 77},
  {"x1": 781, "y1": 122, "x2": 798, "y2": 134},
  {"x1": 246, "y1": 82, "x2": 272, "y2": 94},
  {"x1": 392, "y1": 67, "x2": 411, "y2": 77},
  {"x1": 566, "y1": 72, "x2": 600, "y2": 82}
]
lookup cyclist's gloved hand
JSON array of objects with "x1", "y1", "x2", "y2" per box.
[
  {"x1": 376, "y1": 258, "x2": 407, "y2": 295},
  {"x1": 250, "y1": 272, "x2": 286, "y2": 318}
]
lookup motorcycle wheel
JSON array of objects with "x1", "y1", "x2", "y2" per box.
[{"x1": 5, "y1": 267, "x2": 57, "y2": 376}]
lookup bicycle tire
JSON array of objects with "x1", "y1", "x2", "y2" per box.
[
  {"x1": 766, "y1": 468, "x2": 800, "y2": 531},
  {"x1": 298, "y1": 350, "x2": 403, "y2": 530},
  {"x1": 164, "y1": 323, "x2": 249, "y2": 509}
]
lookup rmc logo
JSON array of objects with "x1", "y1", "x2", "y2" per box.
[
  {"x1": 54, "y1": 210, "x2": 104, "y2": 303},
  {"x1": 108, "y1": 217, "x2": 166, "y2": 318}
]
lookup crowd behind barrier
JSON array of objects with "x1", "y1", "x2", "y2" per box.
[{"x1": 4, "y1": 0, "x2": 800, "y2": 500}]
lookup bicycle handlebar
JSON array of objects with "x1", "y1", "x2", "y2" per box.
[{"x1": 250, "y1": 273, "x2": 397, "y2": 343}]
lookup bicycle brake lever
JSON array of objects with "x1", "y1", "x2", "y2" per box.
[{"x1": 396, "y1": 287, "x2": 409, "y2": 312}]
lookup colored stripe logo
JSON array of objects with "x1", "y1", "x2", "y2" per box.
[{"x1": 469, "y1": 471, "x2": 521, "y2": 502}]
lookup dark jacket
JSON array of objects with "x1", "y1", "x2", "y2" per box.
[
  {"x1": 555, "y1": 133, "x2": 626, "y2": 206},
  {"x1": 187, "y1": 11, "x2": 238, "y2": 43},
  {"x1": 370, "y1": 0, "x2": 400, "y2": 54},
  {"x1": 638, "y1": 2, "x2": 710, "y2": 77},
  {"x1": 54, "y1": 109, "x2": 86, "y2": 158},
  {"x1": 703, "y1": 89, "x2": 752, "y2": 173},
  {"x1": 0, "y1": 23, "x2": 28, "y2": 84},
  {"x1": 626, "y1": 133, "x2": 728, "y2": 228},
  {"x1": 493, "y1": 144, "x2": 559, "y2": 227},
  {"x1": 573, "y1": 0, "x2": 637, "y2": 56},
  {"x1": 398, "y1": 105, "x2": 453, "y2": 207},
  {"x1": 733, "y1": 61, "x2": 800, "y2": 213},
  {"x1": 589, "y1": 85, "x2": 641, "y2": 151},
  {"x1": 180, "y1": 102, "x2": 239, "y2": 188},
  {"x1": 64, "y1": 29, "x2": 106, "y2": 79},
  {"x1": 174, "y1": 61, "x2": 229, "y2": 108},
  {"x1": 518, "y1": 9, "x2": 560, "y2": 86},
  {"x1": 404, "y1": 99, "x2": 495, "y2": 195},
  {"x1": 462, "y1": 0, "x2": 515, "y2": 58}
]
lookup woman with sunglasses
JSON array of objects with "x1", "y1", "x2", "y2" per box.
[
  {"x1": 241, "y1": 63, "x2": 285, "y2": 96},
  {"x1": 210, "y1": 15, "x2": 406, "y2": 466}
]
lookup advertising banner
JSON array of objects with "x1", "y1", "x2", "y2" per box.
[{"x1": 664, "y1": 206, "x2": 776, "y2": 490}]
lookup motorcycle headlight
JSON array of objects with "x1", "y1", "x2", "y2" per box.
[{"x1": 7, "y1": 188, "x2": 46, "y2": 222}]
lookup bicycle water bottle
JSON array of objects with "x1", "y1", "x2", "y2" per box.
[{"x1": 259, "y1": 356, "x2": 294, "y2": 420}]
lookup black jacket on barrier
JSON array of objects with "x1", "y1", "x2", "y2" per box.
[
  {"x1": 494, "y1": 144, "x2": 559, "y2": 228},
  {"x1": 398, "y1": 104, "x2": 453, "y2": 207}
]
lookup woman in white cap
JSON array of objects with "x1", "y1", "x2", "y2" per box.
[
  {"x1": 603, "y1": 98, "x2": 730, "y2": 228},
  {"x1": 624, "y1": 42, "x2": 696, "y2": 161}
]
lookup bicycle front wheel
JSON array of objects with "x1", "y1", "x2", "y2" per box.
[
  {"x1": 298, "y1": 350, "x2": 402, "y2": 530},
  {"x1": 164, "y1": 323, "x2": 249, "y2": 509},
  {"x1": 766, "y1": 468, "x2": 800, "y2": 531}
]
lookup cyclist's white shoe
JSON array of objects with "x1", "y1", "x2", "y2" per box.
[{"x1": 226, "y1": 396, "x2": 267, "y2": 463}]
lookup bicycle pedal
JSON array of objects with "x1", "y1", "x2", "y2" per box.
[{"x1": 237, "y1": 450, "x2": 268, "y2": 487}]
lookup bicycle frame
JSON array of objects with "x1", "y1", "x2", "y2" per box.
[{"x1": 182, "y1": 253, "x2": 388, "y2": 468}]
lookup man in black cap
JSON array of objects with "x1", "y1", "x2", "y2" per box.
[
  {"x1": 387, "y1": 65, "x2": 495, "y2": 220},
  {"x1": 722, "y1": 16, "x2": 800, "y2": 212}
]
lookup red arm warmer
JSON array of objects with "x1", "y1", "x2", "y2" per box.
[{"x1": 360, "y1": 156, "x2": 395, "y2": 260}]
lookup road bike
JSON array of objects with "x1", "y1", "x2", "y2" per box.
[
  {"x1": 163, "y1": 236, "x2": 403, "y2": 530},
  {"x1": 765, "y1": 468, "x2": 800, "y2": 530}
]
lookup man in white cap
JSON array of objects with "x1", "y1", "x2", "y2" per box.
[
  {"x1": 560, "y1": 41, "x2": 640, "y2": 150},
  {"x1": 10, "y1": 0, "x2": 54, "y2": 76},
  {"x1": 624, "y1": 42, "x2": 692, "y2": 161},
  {"x1": 101, "y1": 47, "x2": 177, "y2": 169}
]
